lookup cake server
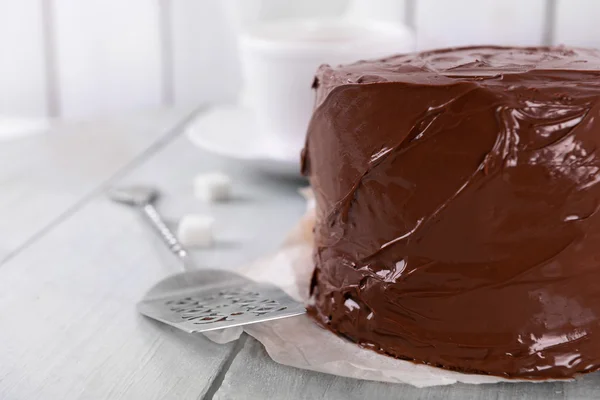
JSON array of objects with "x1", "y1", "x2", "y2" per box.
[{"x1": 108, "y1": 185, "x2": 306, "y2": 333}]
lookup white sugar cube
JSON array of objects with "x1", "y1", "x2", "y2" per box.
[
  {"x1": 177, "y1": 214, "x2": 214, "y2": 248},
  {"x1": 193, "y1": 172, "x2": 232, "y2": 202}
]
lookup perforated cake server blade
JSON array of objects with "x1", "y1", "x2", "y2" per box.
[
  {"x1": 138, "y1": 269, "x2": 306, "y2": 333},
  {"x1": 108, "y1": 185, "x2": 305, "y2": 333}
]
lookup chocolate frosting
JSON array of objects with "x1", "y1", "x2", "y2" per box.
[{"x1": 302, "y1": 46, "x2": 600, "y2": 378}]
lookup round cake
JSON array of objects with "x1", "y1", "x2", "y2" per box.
[{"x1": 301, "y1": 46, "x2": 600, "y2": 379}]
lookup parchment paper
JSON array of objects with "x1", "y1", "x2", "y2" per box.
[{"x1": 204, "y1": 189, "x2": 543, "y2": 388}]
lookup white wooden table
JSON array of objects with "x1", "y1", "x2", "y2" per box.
[{"x1": 1, "y1": 108, "x2": 599, "y2": 400}]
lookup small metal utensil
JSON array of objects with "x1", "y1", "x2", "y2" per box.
[{"x1": 109, "y1": 185, "x2": 306, "y2": 333}]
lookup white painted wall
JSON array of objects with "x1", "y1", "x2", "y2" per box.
[
  {"x1": 0, "y1": 0, "x2": 597, "y2": 123},
  {"x1": 170, "y1": 0, "x2": 241, "y2": 108},
  {"x1": 415, "y1": 0, "x2": 548, "y2": 50},
  {"x1": 52, "y1": 0, "x2": 163, "y2": 119},
  {"x1": 0, "y1": 0, "x2": 47, "y2": 118},
  {"x1": 554, "y1": 0, "x2": 600, "y2": 49}
]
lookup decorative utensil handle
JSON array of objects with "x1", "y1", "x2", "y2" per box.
[{"x1": 142, "y1": 203, "x2": 187, "y2": 259}]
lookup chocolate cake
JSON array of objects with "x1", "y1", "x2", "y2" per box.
[{"x1": 301, "y1": 46, "x2": 600, "y2": 379}]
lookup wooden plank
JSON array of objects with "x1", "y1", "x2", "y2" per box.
[
  {"x1": 52, "y1": 0, "x2": 162, "y2": 119},
  {"x1": 215, "y1": 338, "x2": 600, "y2": 399},
  {"x1": 0, "y1": 107, "x2": 194, "y2": 262},
  {"x1": 554, "y1": 0, "x2": 600, "y2": 48},
  {"x1": 0, "y1": 119, "x2": 306, "y2": 398},
  {"x1": 169, "y1": 0, "x2": 241, "y2": 107},
  {"x1": 0, "y1": 0, "x2": 47, "y2": 118},
  {"x1": 244, "y1": 0, "x2": 349, "y2": 21},
  {"x1": 344, "y1": 0, "x2": 407, "y2": 24},
  {"x1": 415, "y1": 0, "x2": 547, "y2": 50},
  {"x1": 0, "y1": 191, "x2": 238, "y2": 400}
]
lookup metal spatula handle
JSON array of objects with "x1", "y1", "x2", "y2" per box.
[
  {"x1": 142, "y1": 203, "x2": 187, "y2": 259},
  {"x1": 107, "y1": 185, "x2": 187, "y2": 260}
]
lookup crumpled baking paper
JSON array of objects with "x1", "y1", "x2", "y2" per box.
[{"x1": 204, "y1": 189, "x2": 540, "y2": 387}]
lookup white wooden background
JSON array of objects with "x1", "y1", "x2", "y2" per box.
[{"x1": 1, "y1": 0, "x2": 599, "y2": 122}]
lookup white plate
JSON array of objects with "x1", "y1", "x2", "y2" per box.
[{"x1": 186, "y1": 105, "x2": 302, "y2": 177}]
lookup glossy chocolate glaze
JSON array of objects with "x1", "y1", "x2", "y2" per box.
[{"x1": 302, "y1": 46, "x2": 600, "y2": 378}]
